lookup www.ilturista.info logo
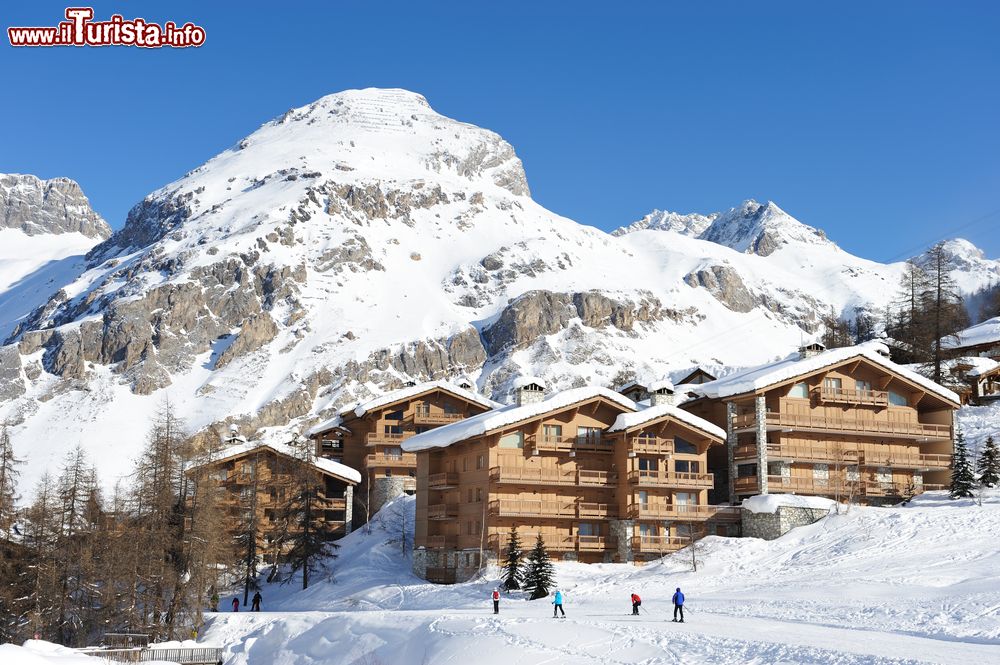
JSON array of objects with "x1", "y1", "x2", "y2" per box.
[{"x1": 8, "y1": 7, "x2": 205, "y2": 48}]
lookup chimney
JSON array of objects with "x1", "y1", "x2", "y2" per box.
[
  {"x1": 798, "y1": 342, "x2": 826, "y2": 360},
  {"x1": 648, "y1": 378, "x2": 675, "y2": 406},
  {"x1": 513, "y1": 376, "x2": 546, "y2": 406}
]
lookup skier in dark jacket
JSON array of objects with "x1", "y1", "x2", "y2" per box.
[
  {"x1": 672, "y1": 587, "x2": 685, "y2": 622},
  {"x1": 631, "y1": 593, "x2": 641, "y2": 615},
  {"x1": 231, "y1": 597, "x2": 240, "y2": 612},
  {"x1": 251, "y1": 591, "x2": 262, "y2": 612}
]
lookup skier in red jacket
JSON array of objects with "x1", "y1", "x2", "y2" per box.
[
  {"x1": 631, "y1": 593, "x2": 641, "y2": 615},
  {"x1": 492, "y1": 588, "x2": 500, "y2": 614}
]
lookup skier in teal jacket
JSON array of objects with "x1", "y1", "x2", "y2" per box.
[{"x1": 552, "y1": 590, "x2": 565, "y2": 617}]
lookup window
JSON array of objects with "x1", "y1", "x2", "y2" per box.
[
  {"x1": 476, "y1": 487, "x2": 483, "y2": 502},
  {"x1": 638, "y1": 458, "x2": 658, "y2": 472},
  {"x1": 675, "y1": 460, "x2": 700, "y2": 473},
  {"x1": 789, "y1": 382, "x2": 809, "y2": 398},
  {"x1": 578, "y1": 522, "x2": 596, "y2": 537},
  {"x1": 476, "y1": 454, "x2": 485, "y2": 469},
  {"x1": 462, "y1": 457, "x2": 468, "y2": 472},
  {"x1": 737, "y1": 463, "x2": 757, "y2": 478},
  {"x1": 543, "y1": 424, "x2": 563, "y2": 440},
  {"x1": 386, "y1": 410, "x2": 404, "y2": 421},
  {"x1": 637, "y1": 490, "x2": 649, "y2": 507},
  {"x1": 499, "y1": 432, "x2": 523, "y2": 449},
  {"x1": 415, "y1": 426, "x2": 430, "y2": 434},
  {"x1": 888, "y1": 390, "x2": 907, "y2": 407},
  {"x1": 444, "y1": 402, "x2": 459, "y2": 414},
  {"x1": 856, "y1": 379, "x2": 872, "y2": 392},
  {"x1": 385, "y1": 447, "x2": 402, "y2": 459},
  {"x1": 767, "y1": 461, "x2": 785, "y2": 476},
  {"x1": 674, "y1": 492, "x2": 697, "y2": 505},
  {"x1": 467, "y1": 489, "x2": 474, "y2": 502},
  {"x1": 577, "y1": 426, "x2": 603, "y2": 444},
  {"x1": 385, "y1": 469, "x2": 392, "y2": 477},
  {"x1": 384, "y1": 424, "x2": 403, "y2": 435},
  {"x1": 824, "y1": 377, "x2": 842, "y2": 390},
  {"x1": 638, "y1": 523, "x2": 658, "y2": 537},
  {"x1": 674, "y1": 436, "x2": 697, "y2": 454},
  {"x1": 240, "y1": 462, "x2": 252, "y2": 474}
]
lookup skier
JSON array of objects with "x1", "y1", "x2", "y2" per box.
[
  {"x1": 552, "y1": 589, "x2": 565, "y2": 618},
  {"x1": 231, "y1": 597, "x2": 240, "y2": 612},
  {"x1": 251, "y1": 591, "x2": 262, "y2": 612},
  {"x1": 492, "y1": 588, "x2": 500, "y2": 614},
  {"x1": 631, "y1": 592, "x2": 641, "y2": 615},
  {"x1": 672, "y1": 587, "x2": 685, "y2": 623}
]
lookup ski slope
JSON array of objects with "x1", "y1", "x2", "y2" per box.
[{"x1": 201, "y1": 489, "x2": 1000, "y2": 664}]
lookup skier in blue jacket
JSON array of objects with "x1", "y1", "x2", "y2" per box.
[
  {"x1": 552, "y1": 590, "x2": 565, "y2": 617},
  {"x1": 672, "y1": 587, "x2": 685, "y2": 623}
]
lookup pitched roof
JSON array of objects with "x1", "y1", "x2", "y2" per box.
[
  {"x1": 307, "y1": 380, "x2": 501, "y2": 436},
  {"x1": 192, "y1": 440, "x2": 362, "y2": 484},
  {"x1": 402, "y1": 387, "x2": 638, "y2": 452},
  {"x1": 942, "y1": 316, "x2": 1000, "y2": 351},
  {"x1": 607, "y1": 402, "x2": 725, "y2": 440},
  {"x1": 691, "y1": 341, "x2": 960, "y2": 406}
]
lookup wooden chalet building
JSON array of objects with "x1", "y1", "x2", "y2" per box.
[
  {"x1": 402, "y1": 378, "x2": 737, "y2": 583},
  {"x1": 941, "y1": 317, "x2": 1000, "y2": 404},
  {"x1": 187, "y1": 438, "x2": 361, "y2": 555},
  {"x1": 681, "y1": 341, "x2": 960, "y2": 505},
  {"x1": 307, "y1": 381, "x2": 499, "y2": 526},
  {"x1": 943, "y1": 316, "x2": 1000, "y2": 360}
]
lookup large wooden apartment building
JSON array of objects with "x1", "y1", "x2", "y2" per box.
[
  {"x1": 680, "y1": 341, "x2": 960, "y2": 505},
  {"x1": 307, "y1": 381, "x2": 499, "y2": 526},
  {"x1": 187, "y1": 438, "x2": 361, "y2": 556},
  {"x1": 402, "y1": 379, "x2": 738, "y2": 583}
]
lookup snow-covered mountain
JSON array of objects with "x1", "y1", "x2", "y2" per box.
[{"x1": 1, "y1": 88, "x2": 998, "y2": 490}]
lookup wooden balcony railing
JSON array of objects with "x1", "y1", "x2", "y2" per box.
[
  {"x1": 413, "y1": 407, "x2": 465, "y2": 426},
  {"x1": 627, "y1": 469, "x2": 714, "y2": 488},
  {"x1": 425, "y1": 534, "x2": 458, "y2": 549},
  {"x1": 528, "y1": 435, "x2": 615, "y2": 454},
  {"x1": 427, "y1": 503, "x2": 459, "y2": 520},
  {"x1": 488, "y1": 467, "x2": 616, "y2": 487},
  {"x1": 860, "y1": 453, "x2": 951, "y2": 469},
  {"x1": 626, "y1": 503, "x2": 723, "y2": 520},
  {"x1": 486, "y1": 532, "x2": 615, "y2": 553},
  {"x1": 733, "y1": 412, "x2": 952, "y2": 439},
  {"x1": 735, "y1": 444, "x2": 951, "y2": 470},
  {"x1": 627, "y1": 436, "x2": 674, "y2": 455},
  {"x1": 631, "y1": 535, "x2": 689, "y2": 553},
  {"x1": 365, "y1": 431, "x2": 411, "y2": 446},
  {"x1": 365, "y1": 453, "x2": 417, "y2": 468},
  {"x1": 815, "y1": 387, "x2": 889, "y2": 407},
  {"x1": 428, "y1": 472, "x2": 461, "y2": 489},
  {"x1": 487, "y1": 500, "x2": 616, "y2": 519}
]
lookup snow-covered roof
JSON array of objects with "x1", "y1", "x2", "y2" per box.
[
  {"x1": 512, "y1": 375, "x2": 547, "y2": 390},
  {"x1": 962, "y1": 356, "x2": 1000, "y2": 377},
  {"x1": 607, "y1": 402, "x2": 725, "y2": 440},
  {"x1": 943, "y1": 316, "x2": 1000, "y2": 351},
  {"x1": 648, "y1": 378, "x2": 675, "y2": 393},
  {"x1": 402, "y1": 387, "x2": 638, "y2": 452},
  {"x1": 307, "y1": 381, "x2": 501, "y2": 436},
  {"x1": 692, "y1": 341, "x2": 960, "y2": 405},
  {"x1": 193, "y1": 440, "x2": 362, "y2": 484},
  {"x1": 742, "y1": 494, "x2": 836, "y2": 514},
  {"x1": 353, "y1": 380, "x2": 501, "y2": 418},
  {"x1": 616, "y1": 380, "x2": 646, "y2": 393}
]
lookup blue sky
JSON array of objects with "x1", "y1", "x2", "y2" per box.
[{"x1": 2, "y1": 1, "x2": 998, "y2": 260}]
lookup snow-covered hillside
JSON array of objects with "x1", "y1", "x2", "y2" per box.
[
  {"x1": 1, "y1": 88, "x2": 998, "y2": 491},
  {"x1": 200, "y1": 489, "x2": 1000, "y2": 665}
]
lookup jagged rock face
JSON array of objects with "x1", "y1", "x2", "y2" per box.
[
  {"x1": 699, "y1": 200, "x2": 832, "y2": 256},
  {"x1": 684, "y1": 264, "x2": 756, "y2": 313},
  {"x1": 0, "y1": 174, "x2": 111, "y2": 239},
  {"x1": 612, "y1": 209, "x2": 716, "y2": 238}
]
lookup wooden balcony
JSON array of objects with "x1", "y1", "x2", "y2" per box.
[
  {"x1": 627, "y1": 469, "x2": 714, "y2": 489},
  {"x1": 631, "y1": 535, "x2": 689, "y2": 553},
  {"x1": 365, "y1": 453, "x2": 417, "y2": 468},
  {"x1": 413, "y1": 408, "x2": 465, "y2": 426},
  {"x1": 859, "y1": 452, "x2": 951, "y2": 469},
  {"x1": 815, "y1": 387, "x2": 889, "y2": 407},
  {"x1": 365, "y1": 431, "x2": 411, "y2": 447},
  {"x1": 577, "y1": 535, "x2": 617, "y2": 551},
  {"x1": 486, "y1": 532, "x2": 614, "y2": 553},
  {"x1": 732, "y1": 412, "x2": 951, "y2": 440},
  {"x1": 489, "y1": 466, "x2": 616, "y2": 487},
  {"x1": 428, "y1": 472, "x2": 460, "y2": 489},
  {"x1": 427, "y1": 503, "x2": 459, "y2": 520},
  {"x1": 527, "y1": 435, "x2": 615, "y2": 454},
  {"x1": 487, "y1": 499, "x2": 616, "y2": 519},
  {"x1": 626, "y1": 503, "x2": 724, "y2": 521},
  {"x1": 627, "y1": 436, "x2": 674, "y2": 455},
  {"x1": 425, "y1": 534, "x2": 458, "y2": 549}
]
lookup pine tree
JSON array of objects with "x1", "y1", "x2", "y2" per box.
[
  {"x1": 0, "y1": 425, "x2": 22, "y2": 538},
  {"x1": 950, "y1": 431, "x2": 976, "y2": 499},
  {"x1": 522, "y1": 534, "x2": 555, "y2": 600},
  {"x1": 922, "y1": 243, "x2": 969, "y2": 384},
  {"x1": 499, "y1": 526, "x2": 523, "y2": 591},
  {"x1": 977, "y1": 436, "x2": 1000, "y2": 487}
]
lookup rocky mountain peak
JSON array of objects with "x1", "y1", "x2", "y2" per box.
[
  {"x1": 0, "y1": 173, "x2": 111, "y2": 239},
  {"x1": 698, "y1": 199, "x2": 835, "y2": 256},
  {"x1": 611, "y1": 209, "x2": 717, "y2": 238}
]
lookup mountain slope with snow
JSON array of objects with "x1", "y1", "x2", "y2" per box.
[
  {"x1": 0, "y1": 88, "x2": 998, "y2": 490},
  {"x1": 200, "y1": 487, "x2": 1000, "y2": 664}
]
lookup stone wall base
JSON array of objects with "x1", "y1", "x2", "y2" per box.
[{"x1": 741, "y1": 505, "x2": 830, "y2": 540}]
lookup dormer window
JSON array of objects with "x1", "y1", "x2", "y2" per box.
[
  {"x1": 888, "y1": 390, "x2": 908, "y2": 407},
  {"x1": 789, "y1": 382, "x2": 809, "y2": 398}
]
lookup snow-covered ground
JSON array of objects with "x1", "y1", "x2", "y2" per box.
[
  {"x1": 0, "y1": 640, "x2": 176, "y2": 665},
  {"x1": 199, "y1": 489, "x2": 1000, "y2": 664}
]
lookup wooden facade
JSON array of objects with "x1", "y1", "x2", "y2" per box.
[
  {"x1": 682, "y1": 347, "x2": 959, "y2": 505},
  {"x1": 308, "y1": 383, "x2": 495, "y2": 526},
  {"x1": 187, "y1": 444, "x2": 358, "y2": 556},
  {"x1": 407, "y1": 388, "x2": 735, "y2": 582}
]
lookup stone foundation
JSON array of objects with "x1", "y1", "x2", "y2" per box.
[
  {"x1": 741, "y1": 505, "x2": 830, "y2": 540},
  {"x1": 371, "y1": 476, "x2": 409, "y2": 514},
  {"x1": 413, "y1": 547, "x2": 496, "y2": 583},
  {"x1": 609, "y1": 519, "x2": 634, "y2": 563}
]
